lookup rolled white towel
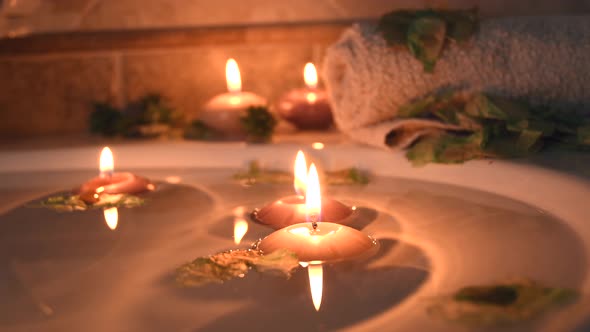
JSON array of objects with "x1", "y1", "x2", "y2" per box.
[{"x1": 322, "y1": 16, "x2": 590, "y2": 148}]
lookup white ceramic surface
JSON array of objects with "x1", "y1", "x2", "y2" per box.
[{"x1": 0, "y1": 141, "x2": 589, "y2": 332}]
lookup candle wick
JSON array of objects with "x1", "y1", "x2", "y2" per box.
[
  {"x1": 100, "y1": 171, "x2": 113, "y2": 179},
  {"x1": 310, "y1": 214, "x2": 319, "y2": 231}
]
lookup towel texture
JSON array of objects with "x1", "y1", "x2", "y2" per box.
[{"x1": 322, "y1": 16, "x2": 590, "y2": 148}]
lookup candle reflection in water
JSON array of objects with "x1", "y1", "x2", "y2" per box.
[
  {"x1": 103, "y1": 207, "x2": 118, "y2": 230},
  {"x1": 233, "y1": 206, "x2": 249, "y2": 245},
  {"x1": 305, "y1": 164, "x2": 323, "y2": 311},
  {"x1": 308, "y1": 262, "x2": 323, "y2": 311}
]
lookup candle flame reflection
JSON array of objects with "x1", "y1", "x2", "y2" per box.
[
  {"x1": 294, "y1": 150, "x2": 308, "y2": 196},
  {"x1": 99, "y1": 147, "x2": 114, "y2": 177},
  {"x1": 308, "y1": 263, "x2": 323, "y2": 311},
  {"x1": 226, "y1": 58, "x2": 242, "y2": 93},
  {"x1": 103, "y1": 207, "x2": 118, "y2": 230},
  {"x1": 304, "y1": 62, "x2": 318, "y2": 89},
  {"x1": 233, "y1": 218, "x2": 248, "y2": 244},
  {"x1": 305, "y1": 163, "x2": 321, "y2": 223}
]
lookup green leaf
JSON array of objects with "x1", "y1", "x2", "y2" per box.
[
  {"x1": 578, "y1": 125, "x2": 590, "y2": 145},
  {"x1": 455, "y1": 285, "x2": 518, "y2": 306},
  {"x1": 175, "y1": 249, "x2": 299, "y2": 287},
  {"x1": 184, "y1": 120, "x2": 217, "y2": 140},
  {"x1": 398, "y1": 94, "x2": 439, "y2": 118},
  {"x1": 516, "y1": 129, "x2": 543, "y2": 150},
  {"x1": 240, "y1": 106, "x2": 277, "y2": 142},
  {"x1": 428, "y1": 280, "x2": 577, "y2": 326},
  {"x1": 407, "y1": 17, "x2": 447, "y2": 72},
  {"x1": 31, "y1": 193, "x2": 145, "y2": 212},
  {"x1": 407, "y1": 131, "x2": 488, "y2": 166},
  {"x1": 89, "y1": 102, "x2": 124, "y2": 137},
  {"x1": 465, "y1": 94, "x2": 507, "y2": 120}
]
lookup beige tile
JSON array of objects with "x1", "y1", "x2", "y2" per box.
[{"x1": 0, "y1": 56, "x2": 116, "y2": 137}]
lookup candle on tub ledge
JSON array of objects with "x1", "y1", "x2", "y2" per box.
[
  {"x1": 274, "y1": 63, "x2": 333, "y2": 130},
  {"x1": 256, "y1": 163, "x2": 378, "y2": 311},
  {"x1": 198, "y1": 58, "x2": 267, "y2": 138},
  {"x1": 77, "y1": 147, "x2": 154, "y2": 204},
  {"x1": 250, "y1": 150, "x2": 353, "y2": 229}
]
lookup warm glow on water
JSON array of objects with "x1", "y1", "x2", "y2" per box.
[{"x1": 308, "y1": 263, "x2": 323, "y2": 311}]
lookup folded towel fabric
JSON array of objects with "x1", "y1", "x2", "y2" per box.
[{"x1": 322, "y1": 16, "x2": 590, "y2": 149}]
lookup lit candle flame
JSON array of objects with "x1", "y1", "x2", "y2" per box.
[
  {"x1": 308, "y1": 263, "x2": 323, "y2": 311},
  {"x1": 294, "y1": 150, "x2": 308, "y2": 196},
  {"x1": 311, "y1": 142, "x2": 324, "y2": 150},
  {"x1": 233, "y1": 217, "x2": 249, "y2": 244},
  {"x1": 305, "y1": 163, "x2": 321, "y2": 223},
  {"x1": 226, "y1": 58, "x2": 242, "y2": 93},
  {"x1": 99, "y1": 147, "x2": 114, "y2": 178},
  {"x1": 304, "y1": 62, "x2": 318, "y2": 90},
  {"x1": 103, "y1": 207, "x2": 118, "y2": 230}
]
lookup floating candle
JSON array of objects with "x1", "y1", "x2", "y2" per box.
[
  {"x1": 256, "y1": 164, "x2": 377, "y2": 263},
  {"x1": 250, "y1": 150, "x2": 353, "y2": 229},
  {"x1": 198, "y1": 58, "x2": 267, "y2": 138},
  {"x1": 257, "y1": 164, "x2": 377, "y2": 311},
  {"x1": 275, "y1": 63, "x2": 333, "y2": 130},
  {"x1": 77, "y1": 147, "x2": 154, "y2": 203}
]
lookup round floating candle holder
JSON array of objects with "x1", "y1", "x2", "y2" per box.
[
  {"x1": 76, "y1": 147, "x2": 155, "y2": 203},
  {"x1": 77, "y1": 173, "x2": 155, "y2": 203},
  {"x1": 250, "y1": 195, "x2": 354, "y2": 230},
  {"x1": 255, "y1": 221, "x2": 378, "y2": 263}
]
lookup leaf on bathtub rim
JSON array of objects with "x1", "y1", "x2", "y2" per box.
[{"x1": 407, "y1": 16, "x2": 447, "y2": 72}]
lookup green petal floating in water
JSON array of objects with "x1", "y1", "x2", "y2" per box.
[
  {"x1": 427, "y1": 279, "x2": 577, "y2": 326},
  {"x1": 175, "y1": 249, "x2": 299, "y2": 287},
  {"x1": 233, "y1": 160, "x2": 370, "y2": 185},
  {"x1": 31, "y1": 193, "x2": 145, "y2": 212}
]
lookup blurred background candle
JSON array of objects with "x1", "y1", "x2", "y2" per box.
[
  {"x1": 275, "y1": 62, "x2": 333, "y2": 130},
  {"x1": 197, "y1": 58, "x2": 267, "y2": 138}
]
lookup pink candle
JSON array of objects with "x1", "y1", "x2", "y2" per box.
[
  {"x1": 77, "y1": 147, "x2": 154, "y2": 203},
  {"x1": 275, "y1": 63, "x2": 333, "y2": 130}
]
